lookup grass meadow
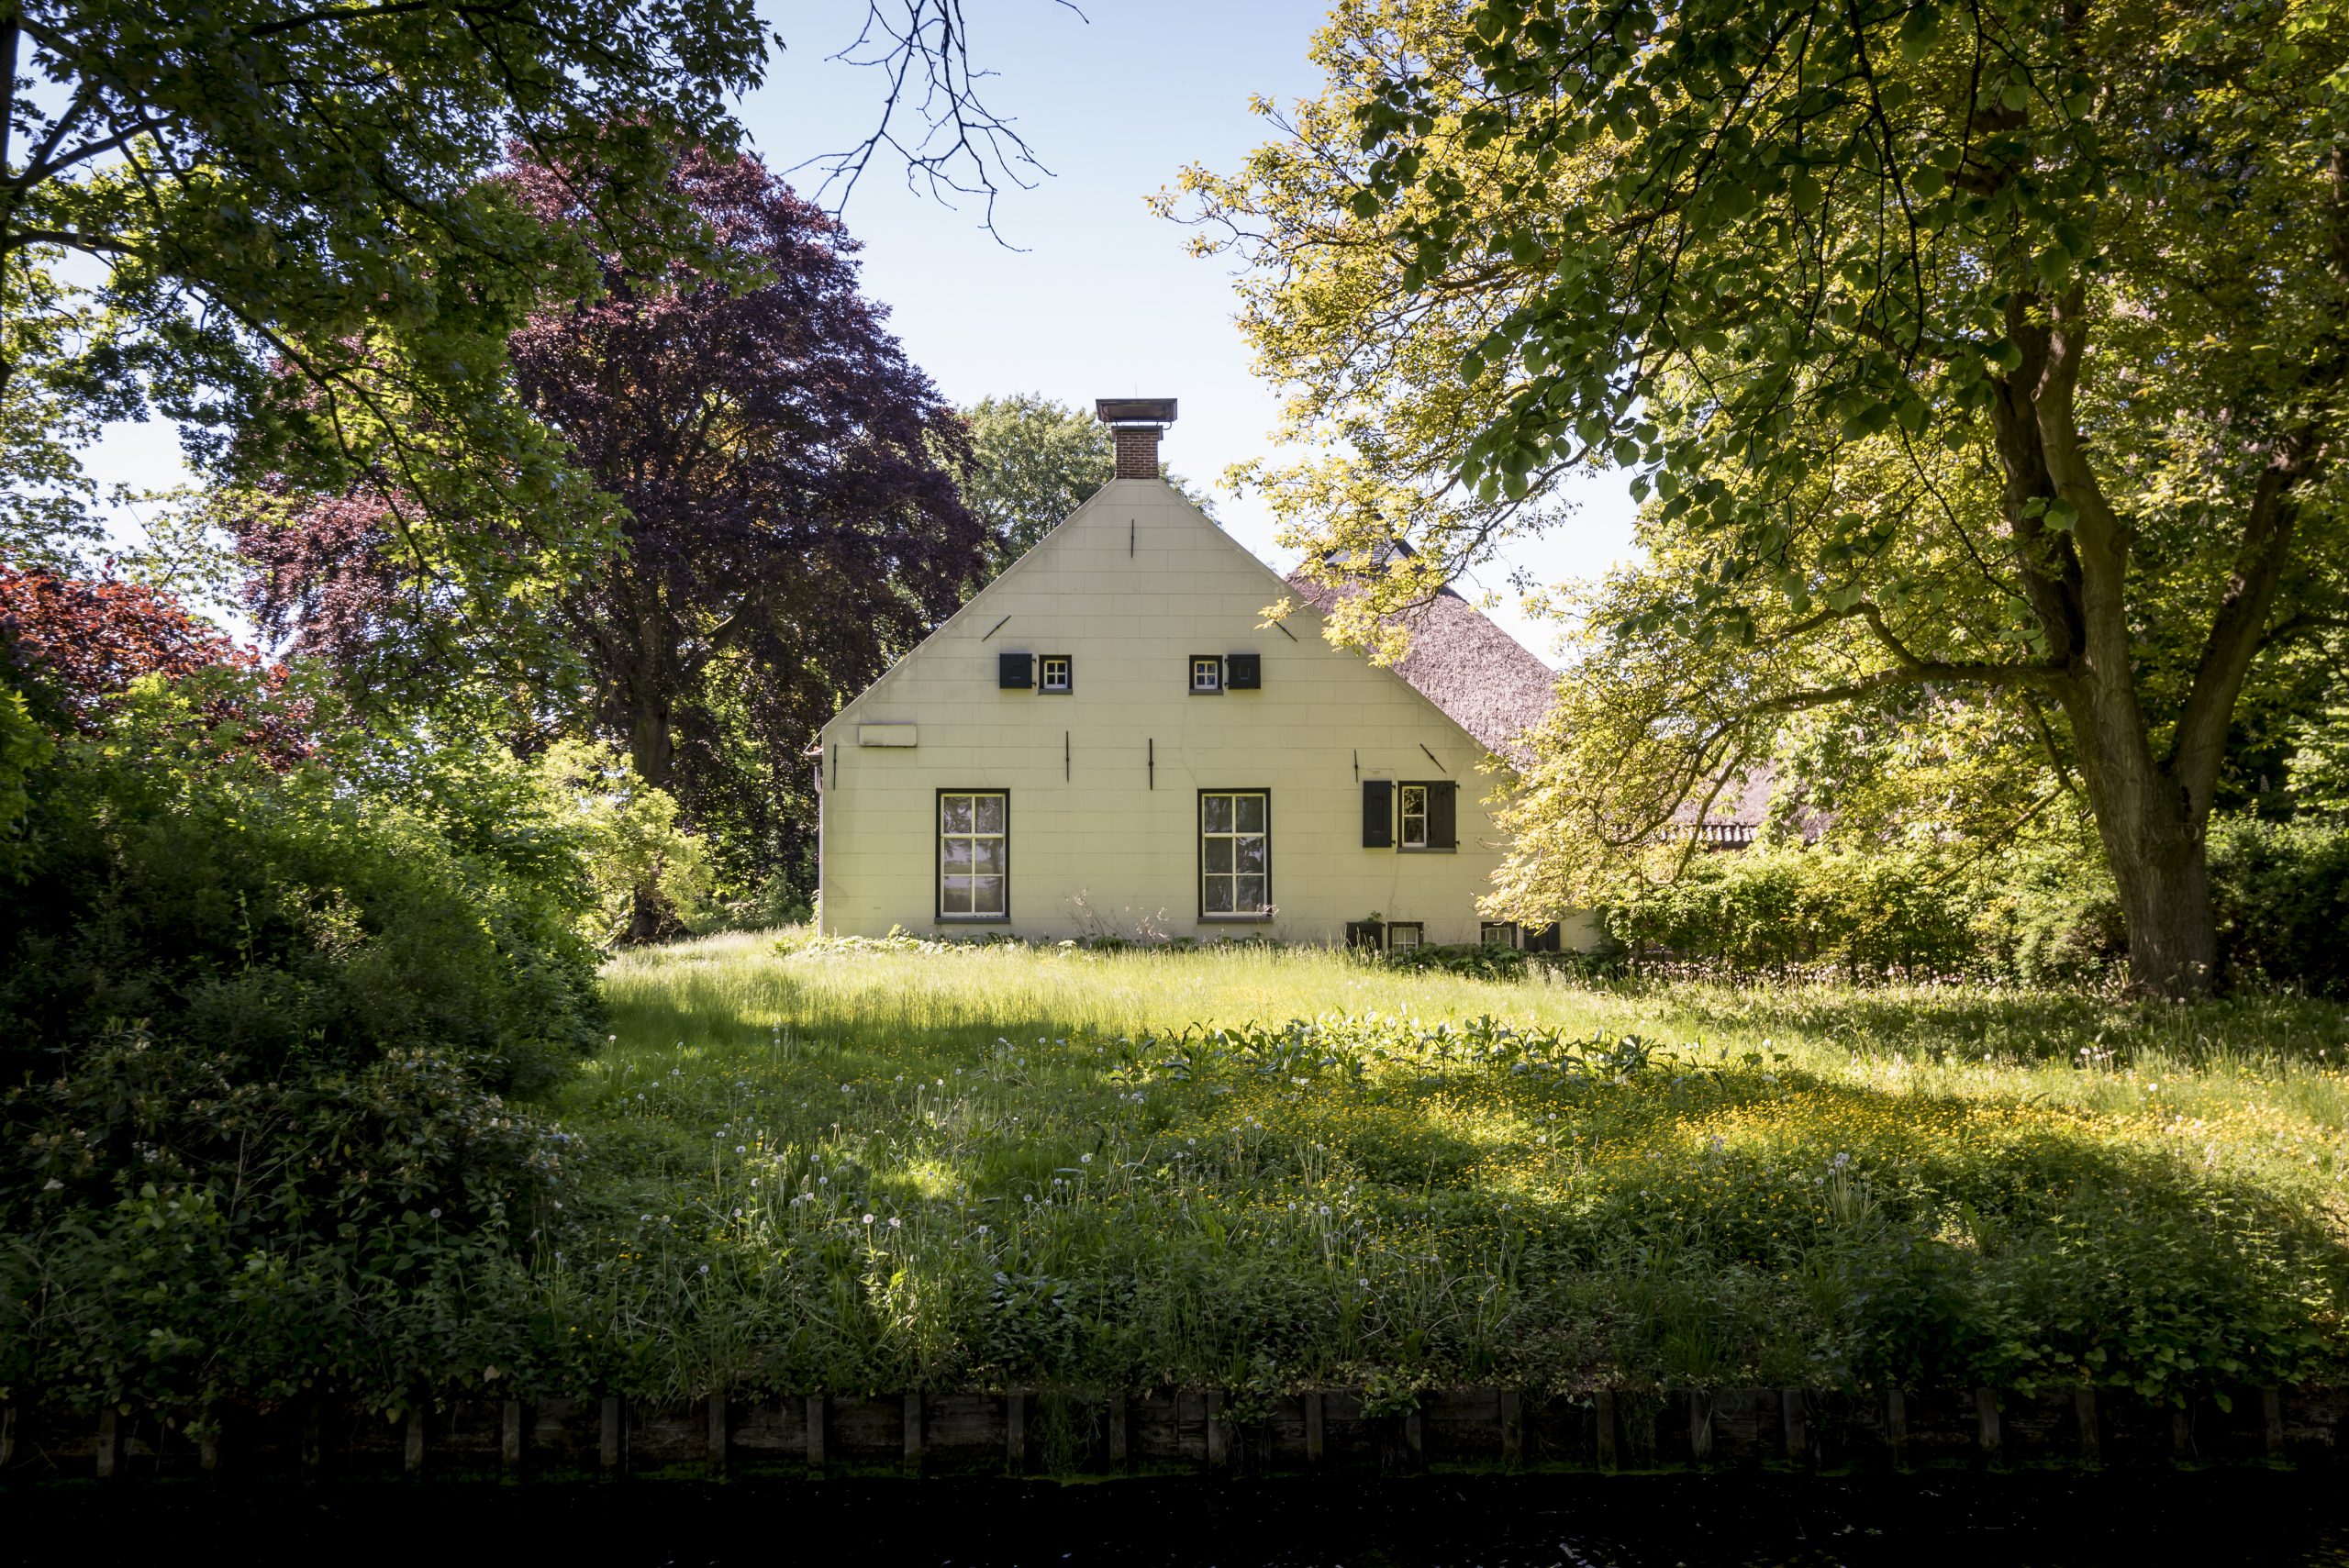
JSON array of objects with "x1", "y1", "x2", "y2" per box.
[{"x1": 551, "y1": 932, "x2": 2349, "y2": 1406}]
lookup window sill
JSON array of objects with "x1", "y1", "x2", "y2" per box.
[
  {"x1": 1397, "y1": 846, "x2": 1458, "y2": 854},
  {"x1": 937, "y1": 915, "x2": 1010, "y2": 925},
  {"x1": 1198, "y1": 913, "x2": 1275, "y2": 923}
]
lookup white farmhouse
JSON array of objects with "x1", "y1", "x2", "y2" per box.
[{"x1": 814, "y1": 399, "x2": 1586, "y2": 950}]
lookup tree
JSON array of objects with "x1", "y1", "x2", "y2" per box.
[
  {"x1": 961, "y1": 394, "x2": 1223, "y2": 576},
  {"x1": 963, "y1": 395, "x2": 1117, "y2": 571},
  {"x1": 246, "y1": 147, "x2": 982, "y2": 939},
  {"x1": 1180, "y1": 0, "x2": 2349, "y2": 995}
]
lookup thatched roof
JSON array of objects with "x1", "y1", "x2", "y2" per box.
[{"x1": 1286, "y1": 573, "x2": 1558, "y2": 761}]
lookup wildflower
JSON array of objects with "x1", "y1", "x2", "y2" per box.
[
  {"x1": 889, "y1": 1216, "x2": 902, "y2": 1229},
  {"x1": 429, "y1": 1207, "x2": 441, "y2": 1219},
  {"x1": 862, "y1": 1213, "x2": 874, "y2": 1225},
  {"x1": 1080, "y1": 1152, "x2": 1094, "y2": 1164}
]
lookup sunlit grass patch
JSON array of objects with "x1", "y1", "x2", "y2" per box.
[{"x1": 548, "y1": 932, "x2": 2349, "y2": 1403}]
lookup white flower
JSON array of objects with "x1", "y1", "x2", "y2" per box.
[
  {"x1": 699, "y1": 1262, "x2": 710, "y2": 1274},
  {"x1": 429, "y1": 1207, "x2": 441, "y2": 1219},
  {"x1": 862, "y1": 1213, "x2": 874, "y2": 1225},
  {"x1": 1080, "y1": 1153, "x2": 1094, "y2": 1164},
  {"x1": 888, "y1": 1217, "x2": 902, "y2": 1229}
]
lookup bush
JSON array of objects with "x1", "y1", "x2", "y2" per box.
[
  {"x1": 0, "y1": 672, "x2": 602, "y2": 1410},
  {"x1": 1597, "y1": 819, "x2": 2349, "y2": 995},
  {"x1": 2210, "y1": 817, "x2": 2349, "y2": 998}
]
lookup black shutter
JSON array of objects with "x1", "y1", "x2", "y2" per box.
[
  {"x1": 997, "y1": 651, "x2": 1033, "y2": 689},
  {"x1": 1429, "y1": 781, "x2": 1457, "y2": 849},
  {"x1": 1362, "y1": 781, "x2": 1393, "y2": 848},
  {"x1": 1226, "y1": 652, "x2": 1262, "y2": 689},
  {"x1": 1525, "y1": 921, "x2": 1561, "y2": 953}
]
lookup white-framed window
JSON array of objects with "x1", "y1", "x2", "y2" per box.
[
  {"x1": 1480, "y1": 921, "x2": 1520, "y2": 950},
  {"x1": 1200, "y1": 790, "x2": 1269, "y2": 917},
  {"x1": 1190, "y1": 655, "x2": 1223, "y2": 693},
  {"x1": 1386, "y1": 921, "x2": 1425, "y2": 951},
  {"x1": 1400, "y1": 784, "x2": 1430, "y2": 849},
  {"x1": 938, "y1": 791, "x2": 1008, "y2": 919},
  {"x1": 1040, "y1": 655, "x2": 1072, "y2": 693}
]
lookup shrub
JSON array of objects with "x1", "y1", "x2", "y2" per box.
[
  {"x1": 0, "y1": 672, "x2": 601, "y2": 1410},
  {"x1": 2210, "y1": 817, "x2": 2349, "y2": 998}
]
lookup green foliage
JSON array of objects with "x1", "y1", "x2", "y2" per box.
[
  {"x1": 2210, "y1": 817, "x2": 2349, "y2": 999},
  {"x1": 0, "y1": 673, "x2": 602, "y2": 1410},
  {"x1": 1186, "y1": 0, "x2": 2349, "y2": 995},
  {"x1": 960, "y1": 393, "x2": 1220, "y2": 580},
  {"x1": 532, "y1": 739, "x2": 715, "y2": 947},
  {"x1": 1598, "y1": 822, "x2": 2349, "y2": 996}
]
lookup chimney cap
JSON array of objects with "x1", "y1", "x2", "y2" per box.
[{"x1": 1096, "y1": 396, "x2": 1177, "y2": 427}]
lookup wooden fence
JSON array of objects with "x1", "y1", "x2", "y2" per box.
[{"x1": 5, "y1": 1384, "x2": 2345, "y2": 1483}]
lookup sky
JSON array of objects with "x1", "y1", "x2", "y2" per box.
[{"x1": 90, "y1": 0, "x2": 1641, "y2": 662}]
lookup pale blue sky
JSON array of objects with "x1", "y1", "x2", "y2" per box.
[{"x1": 90, "y1": 0, "x2": 1637, "y2": 661}]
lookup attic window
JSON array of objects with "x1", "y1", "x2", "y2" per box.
[
  {"x1": 1040, "y1": 655, "x2": 1072, "y2": 693},
  {"x1": 1190, "y1": 656, "x2": 1222, "y2": 694},
  {"x1": 1397, "y1": 781, "x2": 1457, "y2": 851}
]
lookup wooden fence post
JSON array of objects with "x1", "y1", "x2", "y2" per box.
[
  {"x1": 1302, "y1": 1391, "x2": 1324, "y2": 1465},
  {"x1": 599, "y1": 1396, "x2": 624, "y2": 1477},
  {"x1": 1108, "y1": 1391, "x2": 1130, "y2": 1470},
  {"x1": 1782, "y1": 1389, "x2": 1809, "y2": 1466},
  {"x1": 707, "y1": 1393, "x2": 729, "y2": 1475},
  {"x1": 2075, "y1": 1387, "x2": 2100, "y2": 1466},
  {"x1": 1887, "y1": 1388, "x2": 1908, "y2": 1470},
  {"x1": 1206, "y1": 1389, "x2": 1229, "y2": 1473},
  {"x1": 1976, "y1": 1388, "x2": 2002, "y2": 1467},
  {"x1": 1688, "y1": 1391, "x2": 1713, "y2": 1464},
  {"x1": 500, "y1": 1400, "x2": 524, "y2": 1478},
  {"x1": 1005, "y1": 1392, "x2": 1026, "y2": 1474},
  {"x1": 1499, "y1": 1389, "x2": 1522, "y2": 1467},
  {"x1": 95, "y1": 1408, "x2": 117, "y2": 1481},
  {"x1": 2263, "y1": 1388, "x2": 2285, "y2": 1461},
  {"x1": 806, "y1": 1395, "x2": 827, "y2": 1473},
  {"x1": 1596, "y1": 1391, "x2": 1619, "y2": 1472},
  {"x1": 404, "y1": 1406, "x2": 427, "y2": 1477},
  {"x1": 902, "y1": 1392, "x2": 923, "y2": 1476}
]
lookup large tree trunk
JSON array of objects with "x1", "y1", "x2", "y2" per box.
[
  {"x1": 1981, "y1": 266, "x2": 2330, "y2": 1000},
  {"x1": 2065, "y1": 718, "x2": 2219, "y2": 997}
]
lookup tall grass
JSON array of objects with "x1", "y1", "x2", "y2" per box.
[{"x1": 531, "y1": 932, "x2": 2349, "y2": 1405}]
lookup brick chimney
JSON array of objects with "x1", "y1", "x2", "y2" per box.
[{"x1": 1096, "y1": 397, "x2": 1177, "y2": 480}]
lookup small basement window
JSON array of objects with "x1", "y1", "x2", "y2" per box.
[
  {"x1": 1480, "y1": 921, "x2": 1520, "y2": 950},
  {"x1": 1386, "y1": 921, "x2": 1425, "y2": 951},
  {"x1": 1190, "y1": 655, "x2": 1223, "y2": 694},
  {"x1": 1345, "y1": 919, "x2": 1386, "y2": 951},
  {"x1": 1040, "y1": 655, "x2": 1072, "y2": 693}
]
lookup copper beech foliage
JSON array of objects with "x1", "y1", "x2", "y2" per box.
[
  {"x1": 0, "y1": 562, "x2": 306, "y2": 760},
  {"x1": 243, "y1": 148, "x2": 982, "y2": 919}
]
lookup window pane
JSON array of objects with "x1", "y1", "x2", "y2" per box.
[
  {"x1": 1204, "y1": 877, "x2": 1234, "y2": 914},
  {"x1": 1235, "y1": 875, "x2": 1266, "y2": 911},
  {"x1": 942, "y1": 876, "x2": 973, "y2": 914},
  {"x1": 974, "y1": 876, "x2": 1005, "y2": 915},
  {"x1": 1236, "y1": 835, "x2": 1265, "y2": 873},
  {"x1": 974, "y1": 838, "x2": 1006, "y2": 875},
  {"x1": 1236, "y1": 794, "x2": 1265, "y2": 832},
  {"x1": 942, "y1": 795, "x2": 973, "y2": 833},
  {"x1": 1204, "y1": 837, "x2": 1233, "y2": 873},
  {"x1": 943, "y1": 838, "x2": 974, "y2": 873},
  {"x1": 974, "y1": 794, "x2": 1005, "y2": 834},
  {"x1": 1203, "y1": 795, "x2": 1233, "y2": 832}
]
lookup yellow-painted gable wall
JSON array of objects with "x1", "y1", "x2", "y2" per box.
[{"x1": 815, "y1": 478, "x2": 1586, "y2": 947}]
